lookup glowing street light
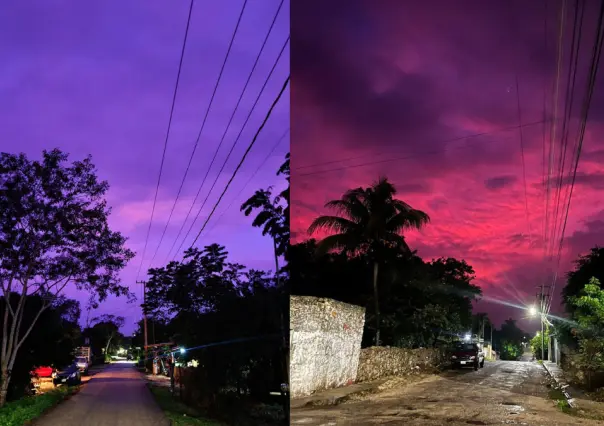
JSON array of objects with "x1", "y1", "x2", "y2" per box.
[
  {"x1": 179, "y1": 347, "x2": 186, "y2": 354},
  {"x1": 528, "y1": 305, "x2": 538, "y2": 317},
  {"x1": 464, "y1": 333, "x2": 471, "y2": 342}
]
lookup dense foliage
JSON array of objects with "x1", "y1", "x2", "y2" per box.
[
  {"x1": 130, "y1": 153, "x2": 290, "y2": 423},
  {"x1": 291, "y1": 236, "x2": 482, "y2": 347},
  {"x1": 567, "y1": 277, "x2": 604, "y2": 390}
]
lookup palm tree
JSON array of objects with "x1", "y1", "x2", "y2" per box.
[{"x1": 307, "y1": 177, "x2": 430, "y2": 345}]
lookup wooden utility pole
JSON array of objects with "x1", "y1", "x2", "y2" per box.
[{"x1": 137, "y1": 280, "x2": 148, "y2": 370}]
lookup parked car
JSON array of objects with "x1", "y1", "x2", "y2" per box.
[
  {"x1": 53, "y1": 364, "x2": 82, "y2": 387},
  {"x1": 75, "y1": 356, "x2": 89, "y2": 375},
  {"x1": 450, "y1": 342, "x2": 485, "y2": 371},
  {"x1": 33, "y1": 366, "x2": 54, "y2": 378}
]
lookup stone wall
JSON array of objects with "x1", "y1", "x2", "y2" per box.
[
  {"x1": 290, "y1": 296, "x2": 365, "y2": 397},
  {"x1": 356, "y1": 346, "x2": 446, "y2": 382}
]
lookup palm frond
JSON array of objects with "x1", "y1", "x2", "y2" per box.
[
  {"x1": 315, "y1": 233, "x2": 356, "y2": 256},
  {"x1": 308, "y1": 215, "x2": 357, "y2": 236},
  {"x1": 387, "y1": 208, "x2": 430, "y2": 233},
  {"x1": 324, "y1": 199, "x2": 367, "y2": 222}
]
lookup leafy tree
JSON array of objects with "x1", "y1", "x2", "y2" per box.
[
  {"x1": 307, "y1": 177, "x2": 430, "y2": 345},
  {"x1": 530, "y1": 332, "x2": 549, "y2": 360},
  {"x1": 382, "y1": 257, "x2": 480, "y2": 348},
  {"x1": 568, "y1": 277, "x2": 604, "y2": 390},
  {"x1": 0, "y1": 149, "x2": 134, "y2": 406},
  {"x1": 89, "y1": 314, "x2": 125, "y2": 360},
  {"x1": 563, "y1": 247, "x2": 604, "y2": 315},
  {"x1": 144, "y1": 244, "x2": 284, "y2": 404},
  {"x1": 241, "y1": 153, "x2": 289, "y2": 262},
  {"x1": 497, "y1": 319, "x2": 525, "y2": 360},
  {"x1": 500, "y1": 341, "x2": 523, "y2": 360}
]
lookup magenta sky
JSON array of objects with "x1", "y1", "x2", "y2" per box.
[
  {"x1": 0, "y1": 0, "x2": 290, "y2": 333},
  {"x1": 291, "y1": 0, "x2": 604, "y2": 332}
]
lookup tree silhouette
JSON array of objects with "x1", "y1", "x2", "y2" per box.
[
  {"x1": 307, "y1": 177, "x2": 430, "y2": 345},
  {"x1": 0, "y1": 149, "x2": 134, "y2": 406}
]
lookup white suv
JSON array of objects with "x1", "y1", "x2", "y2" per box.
[{"x1": 75, "y1": 357, "x2": 89, "y2": 375}]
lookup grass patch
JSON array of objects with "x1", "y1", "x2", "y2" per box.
[
  {"x1": 148, "y1": 385, "x2": 221, "y2": 426},
  {"x1": 548, "y1": 387, "x2": 577, "y2": 415},
  {"x1": 0, "y1": 385, "x2": 78, "y2": 426}
]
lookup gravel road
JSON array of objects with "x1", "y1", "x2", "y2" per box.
[
  {"x1": 291, "y1": 360, "x2": 603, "y2": 425},
  {"x1": 35, "y1": 361, "x2": 169, "y2": 426}
]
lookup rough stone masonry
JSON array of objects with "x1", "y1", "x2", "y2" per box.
[{"x1": 290, "y1": 296, "x2": 365, "y2": 397}]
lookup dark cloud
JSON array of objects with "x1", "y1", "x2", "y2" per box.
[
  {"x1": 484, "y1": 175, "x2": 518, "y2": 190},
  {"x1": 540, "y1": 172, "x2": 604, "y2": 191},
  {"x1": 565, "y1": 210, "x2": 604, "y2": 258}
]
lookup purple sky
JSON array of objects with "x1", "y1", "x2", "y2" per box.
[
  {"x1": 291, "y1": 0, "x2": 604, "y2": 333},
  {"x1": 1, "y1": 0, "x2": 290, "y2": 334}
]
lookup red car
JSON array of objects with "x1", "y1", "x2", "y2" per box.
[{"x1": 33, "y1": 366, "x2": 54, "y2": 378}]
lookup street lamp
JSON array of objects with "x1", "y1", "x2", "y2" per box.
[
  {"x1": 528, "y1": 305, "x2": 538, "y2": 317},
  {"x1": 464, "y1": 333, "x2": 471, "y2": 342}
]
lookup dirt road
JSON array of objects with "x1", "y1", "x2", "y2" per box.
[
  {"x1": 291, "y1": 361, "x2": 603, "y2": 425},
  {"x1": 35, "y1": 361, "x2": 169, "y2": 426}
]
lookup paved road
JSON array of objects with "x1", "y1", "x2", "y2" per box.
[
  {"x1": 35, "y1": 361, "x2": 169, "y2": 426},
  {"x1": 292, "y1": 361, "x2": 603, "y2": 425}
]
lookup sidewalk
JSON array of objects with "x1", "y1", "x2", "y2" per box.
[{"x1": 542, "y1": 360, "x2": 576, "y2": 406}]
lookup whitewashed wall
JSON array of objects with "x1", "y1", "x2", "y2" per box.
[{"x1": 290, "y1": 296, "x2": 365, "y2": 397}]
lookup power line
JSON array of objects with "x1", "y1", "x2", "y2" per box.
[
  {"x1": 170, "y1": 38, "x2": 289, "y2": 261},
  {"x1": 162, "y1": 2, "x2": 285, "y2": 264},
  {"x1": 135, "y1": 0, "x2": 195, "y2": 281},
  {"x1": 296, "y1": 121, "x2": 545, "y2": 177},
  {"x1": 546, "y1": 0, "x2": 604, "y2": 315},
  {"x1": 190, "y1": 76, "x2": 290, "y2": 248},
  {"x1": 203, "y1": 128, "x2": 289, "y2": 239},
  {"x1": 146, "y1": 0, "x2": 249, "y2": 270}
]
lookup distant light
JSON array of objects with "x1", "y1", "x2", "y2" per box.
[
  {"x1": 179, "y1": 347, "x2": 186, "y2": 354},
  {"x1": 464, "y1": 334, "x2": 471, "y2": 342},
  {"x1": 528, "y1": 305, "x2": 538, "y2": 317}
]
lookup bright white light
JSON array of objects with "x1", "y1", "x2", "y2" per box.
[
  {"x1": 464, "y1": 334, "x2": 471, "y2": 341},
  {"x1": 536, "y1": 331, "x2": 540, "y2": 337},
  {"x1": 179, "y1": 347, "x2": 186, "y2": 354},
  {"x1": 528, "y1": 305, "x2": 537, "y2": 316}
]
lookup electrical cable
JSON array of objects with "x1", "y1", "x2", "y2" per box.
[
  {"x1": 296, "y1": 121, "x2": 545, "y2": 178},
  {"x1": 170, "y1": 40, "x2": 289, "y2": 260},
  {"x1": 162, "y1": 2, "x2": 286, "y2": 264},
  {"x1": 546, "y1": 0, "x2": 604, "y2": 315},
  {"x1": 135, "y1": 0, "x2": 195, "y2": 281},
  {"x1": 145, "y1": 0, "x2": 249, "y2": 270},
  {"x1": 202, "y1": 128, "x2": 289, "y2": 239},
  {"x1": 189, "y1": 76, "x2": 290, "y2": 248}
]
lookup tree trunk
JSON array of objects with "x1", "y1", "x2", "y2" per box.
[
  {"x1": 0, "y1": 365, "x2": 9, "y2": 407},
  {"x1": 373, "y1": 262, "x2": 381, "y2": 346}
]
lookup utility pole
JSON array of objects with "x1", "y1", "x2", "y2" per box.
[
  {"x1": 137, "y1": 280, "x2": 148, "y2": 371},
  {"x1": 536, "y1": 284, "x2": 550, "y2": 361},
  {"x1": 490, "y1": 323, "x2": 493, "y2": 360}
]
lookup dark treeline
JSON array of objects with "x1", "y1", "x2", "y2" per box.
[
  {"x1": 131, "y1": 154, "x2": 290, "y2": 424},
  {"x1": 290, "y1": 177, "x2": 482, "y2": 348}
]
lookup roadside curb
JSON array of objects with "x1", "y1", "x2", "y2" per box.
[{"x1": 541, "y1": 361, "x2": 576, "y2": 409}]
